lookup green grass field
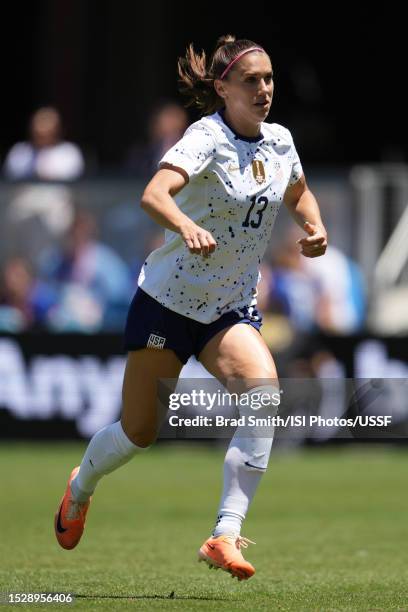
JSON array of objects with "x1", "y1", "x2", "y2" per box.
[{"x1": 0, "y1": 442, "x2": 407, "y2": 611}]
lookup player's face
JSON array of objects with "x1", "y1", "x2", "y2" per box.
[{"x1": 215, "y1": 53, "x2": 274, "y2": 132}]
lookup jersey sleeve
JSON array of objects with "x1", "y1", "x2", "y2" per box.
[
  {"x1": 287, "y1": 131, "x2": 303, "y2": 186},
  {"x1": 158, "y1": 123, "x2": 216, "y2": 179}
]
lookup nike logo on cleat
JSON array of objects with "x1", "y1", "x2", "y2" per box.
[
  {"x1": 208, "y1": 544, "x2": 216, "y2": 550},
  {"x1": 56, "y1": 506, "x2": 68, "y2": 533}
]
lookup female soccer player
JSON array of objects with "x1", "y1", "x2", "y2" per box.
[{"x1": 55, "y1": 35, "x2": 327, "y2": 581}]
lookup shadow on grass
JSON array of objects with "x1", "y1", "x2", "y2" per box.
[{"x1": 75, "y1": 592, "x2": 233, "y2": 601}]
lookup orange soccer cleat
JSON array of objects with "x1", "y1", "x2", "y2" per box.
[
  {"x1": 198, "y1": 534, "x2": 256, "y2": 581},
  {"x1": 54, "y1": 467, "x2": 91, "y2": 550}
]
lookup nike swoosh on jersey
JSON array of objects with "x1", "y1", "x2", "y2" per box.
[
  {"x1": 56, "y1": 505, "x2": 68, "y2": 533},
  {"x1": 227, "y1": 164, "x2": 244, "y2": 172}
]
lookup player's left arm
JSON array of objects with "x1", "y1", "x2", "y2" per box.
[{"x1": 283, "y1": 173, "x2": 328, "y2": 258}]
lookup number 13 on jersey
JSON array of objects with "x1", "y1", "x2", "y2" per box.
[{"x1": 242, "y1": 196, "x2": 269, "y2": 228}]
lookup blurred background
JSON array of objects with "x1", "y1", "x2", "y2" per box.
[
  {"x1": 1, "y1": 3, "x2": 407, "y2": 443},
  {"x1": 1, "y1": 10, "x2": 407, "y2": 606}
]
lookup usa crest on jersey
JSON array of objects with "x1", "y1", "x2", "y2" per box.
[{"x1": 252, "y1": 159, "x2": 266, "y2": 184}]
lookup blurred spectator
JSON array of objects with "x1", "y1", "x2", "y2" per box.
[
  {"x1": 8, "y1": 184, "x2": 74, "y2": 235},
  {"x1": 3, "y1": 107, "x2": 84, "y2": 181},
  {"x1": 40, "y1": 210, "x2": 133, "y2": 331},
  {"x1": 264, "y1": 228, "x2": 366, "y2": 334},
  {"x1": 303, "y1": 244, "x2": 366, "y2": 333},
  {"x1": 133, "y1": 228, "x2": 165, "y2": 278},
  {"x1": 126, "y1": 101, "x2": 189, "y2": 178},
  {"x1": 0, "y1": 257, "x2": 57, "y2": 331},
  {"x1": 266, "y1": 228, "x2": 323, "y2": 332}
]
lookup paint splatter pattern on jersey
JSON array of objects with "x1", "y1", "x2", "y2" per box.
[{"x1": 138, "y1": 112, "x2": 303, "y2": 323}]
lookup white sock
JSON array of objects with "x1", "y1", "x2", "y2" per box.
[
  {"x1": 212, "y1": 442, "x2": 264, "y2": 537},
  {"x1": 70, "y1": 421, "x2": 147, "y2": 502},
  {"x1": 212, "y1": 385, "x2": 278, "y2": 537}
]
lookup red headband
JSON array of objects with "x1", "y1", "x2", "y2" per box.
[{"x1": 220, "y1": 47, "x2": 264, "y2": 80}]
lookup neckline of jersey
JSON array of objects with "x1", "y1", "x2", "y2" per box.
[{"x1": 217, "y1": 108, "x2": 264, "y2": 143}]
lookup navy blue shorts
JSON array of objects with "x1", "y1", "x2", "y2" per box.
[{"x1": 124, "y1": 288, "x2": 263, "y2": 364}]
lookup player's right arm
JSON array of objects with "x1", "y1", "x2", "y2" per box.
[{"x1": 141, "y1": 165, "x2": 217, "y2": 257}]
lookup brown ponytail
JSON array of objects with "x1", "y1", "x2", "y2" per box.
[{"x1": 177, "y1": 35, "x2": 265, "y2": 115}]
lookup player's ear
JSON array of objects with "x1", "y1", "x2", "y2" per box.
[{"x1": 214, "y1": 79, "x2": 228, "y2": 100}]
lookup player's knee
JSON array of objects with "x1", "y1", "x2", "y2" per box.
[
  {"x1": 236, "y1": 384, "x2": 280, "y2": 472},
  {"x1": 249, "y1": 384, "x2": 280, "y2": 414},
  {"x1": 237, "y1": 384, "x2": 280, "y2": 420}
]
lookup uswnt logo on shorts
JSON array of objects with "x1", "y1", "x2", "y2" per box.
[{"x1": 147, "y1": 333, "x2": 166, "y2": 349}]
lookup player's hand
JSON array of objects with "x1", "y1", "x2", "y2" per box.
[
  {"x1": 297, "y1": 221, "x2": 327, "y2": 258},
  {"x1": 178, "y1": 220, "x2": 217, "y2": 258}
]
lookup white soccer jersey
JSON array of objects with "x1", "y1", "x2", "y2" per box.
[{"x1": 138, "y1": 111, "x2": 303, "y2": 323}]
